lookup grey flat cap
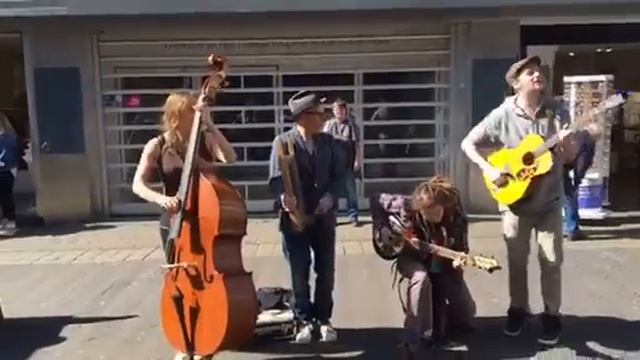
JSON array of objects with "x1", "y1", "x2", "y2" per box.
[
  {"x1": 505, "y1": 55, "x2": 542, "y2": 86},
  {"x1": 288, "y1": 90, "x2": 327, "y2": 119}
]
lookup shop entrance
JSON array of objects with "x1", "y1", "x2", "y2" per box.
[
  {"x1": 553, "y1": 44, "x2": 640, "y2": 212},
  {"x1": 524, "y1": 23, "x2": 640, "y2": 214},
  {"x1": 0, "y1": 33, "x2": 34, "y2": 214}
]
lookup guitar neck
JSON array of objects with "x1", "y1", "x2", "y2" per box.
[
  {"x1": 401, "y1": 235, "x2": 460, "y2": 259},
  {"x1": 532, "y1": 134, "x2": 562, "y2": 159},
  {"x1": 421, "y1": 241, "x2": 464, "y2": 261},
  {"x1": 532, "y1": 106, "x2": 600, "y2": 158}
]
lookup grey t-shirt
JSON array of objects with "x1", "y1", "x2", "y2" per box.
[
  {"x1": 464, "y1": 95, "x2": 570, "y2": 215},
  {"x1": 323, "y1": 117, "x2": 360, "y2": 166}
]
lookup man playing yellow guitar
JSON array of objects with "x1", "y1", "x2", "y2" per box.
[{"x1": 460, "y1": 56, "x2": 592, "y2": 346}]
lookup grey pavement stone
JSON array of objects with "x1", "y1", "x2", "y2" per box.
[
  {"x1": 342, "y1": 242, "x2": 364, "y2": 255},
  {"x1": 71, "y1": 250, "x2": 102, "y2": 264},
  {"x1": 2, "y1": 216, "x2": 640, "y2": 266},
  {"x1": 123, "y1": 248, "x2": 157, "y2": 262},
  {"x1": 145, "y1": 248, "x2": 165, "y2": 261},
  {"x1": 242, "y1": 244, "x2": 259, "y2": 258},
  {"x1": 0, "y1": 241, "x2": 639, "y2": 359},
  {"x1": 256, "y1": 243, "x2": 277, "y2": 257}
]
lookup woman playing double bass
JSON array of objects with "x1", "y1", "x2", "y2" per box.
[
  {"x1": 132, "y1": 91, "x2": 237, "y2": 360},
  {"x1": 132, "y1": 91, "x2": 237, "y2": 258}
]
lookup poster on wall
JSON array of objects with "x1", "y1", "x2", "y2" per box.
[{"x1": 562, "y1": 75, "x2": 615, "y2": 220}]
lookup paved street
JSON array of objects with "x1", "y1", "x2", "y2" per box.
[{"x1": 0, "y1": 216, "x2": 639, "y2": 359}]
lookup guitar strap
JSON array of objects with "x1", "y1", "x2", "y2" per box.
[{"x1": 546, "y1": 105, "x2": 560, "y2": 146}]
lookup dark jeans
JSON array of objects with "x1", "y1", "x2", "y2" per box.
[
  {"x1": 563, "y1": 174, "x2": 580, "y2": 236},
  {"x1": 0, "y1": 171, "x2": 16, "y2": 221},
  {"x1": 281, "y1": 215, "x2": 337, "y2": 324},
  {"x1": 431, "y1": 268, "x2": 476, "y2": 338},
  {"x1": 563, "y1": 154, "x2": 592, "y2": 236},
  {"x1": 343, "y1": 170, "x2": 359, "y2": 221}
]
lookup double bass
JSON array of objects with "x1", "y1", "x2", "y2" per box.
[{"x1": 160, "y1": 54, "x2": 258, "y2": 358}]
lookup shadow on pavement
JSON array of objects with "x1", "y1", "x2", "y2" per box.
[
  {"x1": 237, "y1": 314, "x2": 640, "y2": 359},
  {"x1": 463, "y1": 314, "x2": 640, "y2": 359},
  {"x1": 243, "y1": 327, "x2": 403, "y2": 359},
  {"x1": 4, "y1": 222, "x2": 117, "y2": 239},
  {"x1": 574, "y1": 226, "x2": 640, "y2": 241},
  {"x1": 0, "y1": 314, "x2": 138, "y2": 360}
]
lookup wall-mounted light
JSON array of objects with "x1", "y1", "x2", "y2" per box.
[
  {"x1": 605, "y1": 48, "x2": 613, "y2": 53},
  {"x1": 597, "y1": 48, "x2": 603, "y2": 53},
  {"x1": 568, "y1": 52, "x2": 575, "y2": 56}
]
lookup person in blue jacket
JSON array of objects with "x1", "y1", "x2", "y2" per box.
[
  {"x1": 563, "y1": 129, "x2": 597, "y2": 240},
  {"x1": 0, "y1": 112, "x2": 18, "y2": 236}
]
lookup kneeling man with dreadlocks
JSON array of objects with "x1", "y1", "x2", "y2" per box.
[{"x1": 370, "y1": 177, "x2": 476, "y2": 357}]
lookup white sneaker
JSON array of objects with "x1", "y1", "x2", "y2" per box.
[
  {"x1": 173, "y1": 352, "x2": 212, "y2": 360},
  {"x1": 319, "y1": 323, "x2": 338, "y2": 342},
  {"x1": 294, "y1": 323, "x2": 314, "y2": 344},
  {"x1": 0, "y1": 220, "x2": 16, "y2": 236}
]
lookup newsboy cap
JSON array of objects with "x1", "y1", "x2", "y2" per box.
[
  {"x1": 505, "y1": 55, "x2": 542, "y2": 86},
  {"x1": 288, "y1": 90, "x2": 327, "y2": 120}
]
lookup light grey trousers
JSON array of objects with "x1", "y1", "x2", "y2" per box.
[
  {"x1": 502, "y1": 206, "x2": 564, "y2": 314},
  {"x1": 396, "y1": 254, "x2": 476, "y2": 342}
]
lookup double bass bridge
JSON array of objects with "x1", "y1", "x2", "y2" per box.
[{"x1": 161, "y1": 262, "x2": 197, "y2": 270}]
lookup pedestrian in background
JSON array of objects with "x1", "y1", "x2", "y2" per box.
[
  {"x1": 324, "y1": 99, "x2": 362, "y2": 225},
  {"x1": 563, "y1": 129, "x2": 598, "y2": 240},
  {"x1": 0, "y1": 112, "x2": 18, "y2": 236}
]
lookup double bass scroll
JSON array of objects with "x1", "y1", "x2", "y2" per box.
[{"x1": 277, "y1": 137, "x2": 312, "y2": 233}]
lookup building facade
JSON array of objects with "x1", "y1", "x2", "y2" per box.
[{"x1": 3, "y1": 1, "x2": 640, "y2": 221}]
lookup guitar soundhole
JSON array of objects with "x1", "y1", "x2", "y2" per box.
[{"x1": 522, "y1": 152, "x2": 535, "y2": 166}]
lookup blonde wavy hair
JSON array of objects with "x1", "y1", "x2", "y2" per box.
[
  {"x1": 410, "y1": 176, "x2": 463, "y2": 214},
  {"x1": 161, "y1": 92, "x2": 197, "y2": 154}
]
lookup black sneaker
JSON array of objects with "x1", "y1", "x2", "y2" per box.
[
  {"x1": 504, "y1": 307, "x2": 530, "y2": 337},
  {"x1": 538, "y1": 313, "x2": 562, "y2": 346}
]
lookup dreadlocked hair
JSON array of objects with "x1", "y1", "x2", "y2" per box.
[{"x1": 410, "y1": 176, "x2": 463, "y2": 214}]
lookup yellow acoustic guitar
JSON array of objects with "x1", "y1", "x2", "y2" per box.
[{"x1": 483, "y1": 92, "x2": 627, "y2": 206}]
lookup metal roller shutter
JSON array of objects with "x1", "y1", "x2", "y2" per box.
[{"x1": 96, "y1": 32, "x2": 452, "y2": 215}]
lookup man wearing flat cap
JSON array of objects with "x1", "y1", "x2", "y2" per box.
[
  {"x1": 460, "y1": 55, "x2": 591, "y2": 346},
  {"x1": 268, "y1": 90, "x2": 345, "y2": 344}
]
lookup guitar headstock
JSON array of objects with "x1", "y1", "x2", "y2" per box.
[
  {"x1": 599, "y1": 91, "x2": 629, "y2": 111},
  {"x1": 470, "y1": 255, "x2": 502, "y2": 273},
  {"x1": 573, "y1": 91, "x2": 628, "y2": 130}
]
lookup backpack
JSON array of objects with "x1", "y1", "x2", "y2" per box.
[
  {"x1": 369, "y1": 193, "x2": 413, "y2": 261},
  {"x1": 256, "y1": 287, "x2": 293, "y2": 312},
  {"x1": 254, "y1": 287, "x2": 296, "y2": 340},
  {"x1": 369, "y1": 192, "x2": 470, "y2": 261}
]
